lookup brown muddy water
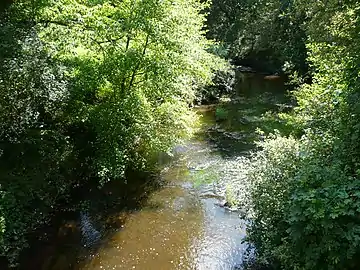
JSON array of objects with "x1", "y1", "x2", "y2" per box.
[{"x1": 20, "y1": 71, "x2": 287, "y2": 270}]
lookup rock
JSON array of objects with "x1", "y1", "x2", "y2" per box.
[
  {"x1": 236, "y1": 65, "x2": 255, "y2": 73},
  {"x1": 214, "y1": 200, "x2": 229, "y2": 208},
  {"x1": 263, "y1": 74, "x2": 281, "y2": 80}
]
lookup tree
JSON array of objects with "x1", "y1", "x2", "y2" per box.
[
  {"x1": 206, "y1": 0, "x2": 308, "y2": 74},
  {"x1": 37, "y1": 0, "x2": 222, "y2": 180},
  {"x1": 0, "y1": 8, "x2": 72, "y2": 264},
  {"x1": 0, "y1": 0, "x2": 222, "y2": 266},
  {"x1": 245, "y1": 1, "x2": 360, "y2": 269}
]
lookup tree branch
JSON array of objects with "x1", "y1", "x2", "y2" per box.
[{"x1": 128, "y1": 33, "x2": 150, "y2": 91}]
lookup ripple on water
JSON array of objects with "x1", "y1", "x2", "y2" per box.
[
  {"x1": 78, "y1": 185, "x2": 204, "y2": 270},
  {"x1": 77, "y1": 149, "x2": 248, "y2": 270},
  {"x1": 192, "y1": 197, "x2": 247, "y2": 270},
  {"x1": 21, "y1": 71, "x2": 286, "y2": 270}
]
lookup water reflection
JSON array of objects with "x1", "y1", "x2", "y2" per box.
[
  {"x1": 79, "y1": 212, "x2": 101, "y2": 248},
  {"x1": 193, "y1": 198, "x2": 246, "y2": 270},
  {"x1": 24, "y1": 71, "x2": 286, "y2": 270},
  {"x1": 79, "y1": 166, "x2": 204, "y2": 270},
  {"x1": 200, "y1": 72, "x2": 289, "y2": 158},
  {"x1": 75, "y1": 137, "x2": 248, "y2": 270}
]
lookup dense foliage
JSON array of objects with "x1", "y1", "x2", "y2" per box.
[
  {"x1": 0, "y1": 0, "x2": 221, "y2": 265},
  {"x1": 3, "y1": 0, "x2": 360, "y2": 268},
  {"x1": 242, "y1": 1, "x2": 360, "y2": 269},
  {"x1": 206, "y1": 0, "x2": 308, "y2": 74}
]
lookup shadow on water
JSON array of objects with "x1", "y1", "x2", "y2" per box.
[
  {"x1": 198, "y1": 72, "x2": 292, "y2": 158},
  {"x1": 18, "y1": 170, "x2": 161, "y2": 270},
  {"x1": 18, "y1": 70, "x2": 289, "y2": 270}
]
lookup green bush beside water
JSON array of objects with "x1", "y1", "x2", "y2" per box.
[
  {"x1": 0, "y1": 0, "x2": 223, "y2": 265},
  {"x1": 1, "y1": 0, "x2": 360, "y2": 268},
  {"x1": 240, "y1": 1, "x2": 360, "y2": 269}
]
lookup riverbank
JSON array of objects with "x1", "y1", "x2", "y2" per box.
[{"x1": 16, "y1": 71, "x2": 289, "y2": 270}]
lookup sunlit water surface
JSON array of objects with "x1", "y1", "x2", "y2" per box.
[{"x1": 22, "y1": 71, "x2": 286, "y2": 270}]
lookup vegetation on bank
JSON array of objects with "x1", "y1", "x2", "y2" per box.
[
  {"x1": 0, "y1": 0, "x2": 223, "y2": 265},
  {"x1": 218, "y1": 1, "x2": 360, "y2": 269},
  {"x1": 206, "y1": 0, "x2": 308, "y2": 74},
  {"x1": 2, "y1": 0, "x2": 360, "y2": 269}
]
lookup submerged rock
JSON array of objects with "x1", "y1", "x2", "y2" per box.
[
  {"x1": 236, "y1": 65, "x2": 255, "y2": 73},
  {"x1": 215, "y1": 200, "x2": 239, "y2": 212},
  {"x1": 214, "y1": 200, "x2": 229, "y2": 208}
]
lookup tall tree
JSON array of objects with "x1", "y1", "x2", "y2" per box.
[
  {"x1": 206, "y1": 0, "x2": 308, "y2": 74},
  {"x1": 245, "y1": 1, "x2": 360, "y2": 269},
  {"x1": 0, "y1": 0, "x2": 222, "y2": 266}
]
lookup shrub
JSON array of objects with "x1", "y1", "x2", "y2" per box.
[{"x1": 244, "y1": 2, "x2": 360, "y2": 269}]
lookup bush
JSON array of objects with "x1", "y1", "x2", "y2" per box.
[
  {"x1": 0, "y1": 0, "x2": 222, "y2": 266},
  {"x1": 197, "y1": 68, "x2": 235, "y2": 104},
  {"x1": 244, "y1": 2, "x2": 360, "y2": 269},
  {"x1": 244, "y1": 134, "x2": 300, "y2": 266},
  {"x1": 246, "y1": 133, "x2": 360, "y2": 269}
]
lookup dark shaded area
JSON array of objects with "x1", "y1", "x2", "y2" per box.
[
  {"x1": 197, "y1": 68, "x2": 236, "y2": 105},
  {"x1": 205, "y1": 0, "x2": 309, "y2": 76},
  {"x1": 14, "y1": 71, "x2": 290, "y2": 270},
  {"x1": 232, "y1": 54, "x2": 283, "y2": 75},
  {"x1": 199, "y1": 71, "x2": 291, "y2": 158},
  {"x1": 17, "y1": 170, "x2": 161, "y2": 270},
  {"x1": 0, "y1": 0, "x2": 12, "y2": 13}
]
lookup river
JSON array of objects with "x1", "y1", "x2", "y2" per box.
[{"x1": 21, "y1": 70, "x2": 287, "y2": 270}]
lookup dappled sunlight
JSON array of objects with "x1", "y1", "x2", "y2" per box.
[
  {"x1": 197, "y1": 72, "x2": 290, "y2": 158},
  {"x1": 2, "y1": 0, "x2": 359, "y2": 269}
]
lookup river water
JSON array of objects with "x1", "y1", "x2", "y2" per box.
[{"x1": 23, "y1": 71, "x2": 287, "y2": 270}]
